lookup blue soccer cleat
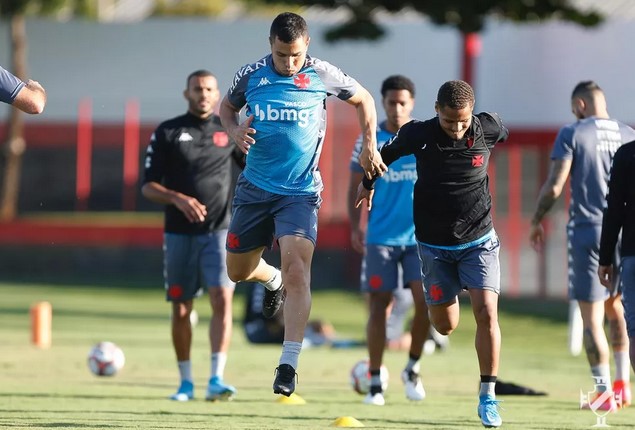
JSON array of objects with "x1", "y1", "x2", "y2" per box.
[
  {"x1": 169, "y1": 380, "x2": 194, "y2": 402},
  {"x1": 478, "y1": 394, "x2": 502, "y2": 428},
  {"x1": 206, "y1": 376, "x2": 236, "y2": 401}
]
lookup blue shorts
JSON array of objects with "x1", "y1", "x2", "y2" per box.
[
  {"x1": 226, "y1": 174, "x2": 321, "y2": 253},
  {"x1": 361, "y1": 244, "x2": 421, "y2": 293},
  {"x1": 621, "y1": 257, "x2": 635, "y2": 338},
  {"x1": 417, "y1": 234, "x2": 501, "y2": 305},
  {"x1": 164, "y1": 231, "x2": 234, "y2": 302},
  {"x1": 567, "y1": 224, "x2": 620, "y2": 302}
]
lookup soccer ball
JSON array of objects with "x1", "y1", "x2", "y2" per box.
[
  {"x1": 87, "y1": 341, "x2": 125, "y2": 376},
  {"x1": 349, "y1": 359, "x2": 389, "y2": 394}
]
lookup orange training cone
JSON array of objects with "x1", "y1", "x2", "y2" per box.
[{"x1": 31, "y1": 301, "x2": 52, "y2": 348}]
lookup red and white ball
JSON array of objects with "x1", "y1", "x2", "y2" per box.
[
  {"x1": 87, "y1": 341, "x2": 125, "y2": 376},
  {"x1": 350, "y1": 358, "x2": 389, "y2": 394}
]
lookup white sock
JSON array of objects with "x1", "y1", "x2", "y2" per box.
[
  {"x1": 279, "y1": 341, "x2": 302, "y2": 369},
  {"x1": 178, "y1": 360, "x2": 192, "y2": 383},
  {"x1": 263, "y1": 268, "x2": 282, "y2": 291},
  {"x1": 614, "y1": 351, "x2": 631, "y2": 382},
  {"x1": 479, "y1": 382, "x2": 496, "y2": 397},
  {"x1": 211, "y1": 352, "x2": 227, "y2": 379},
  {"x1": 591, "y1": 364, "x2": 612, "y2": 391}
]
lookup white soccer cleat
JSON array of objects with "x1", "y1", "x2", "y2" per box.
[
  {"x1": 402, "y1": 369, "x2": 426, "y2": 401},
  {"x1": 363, "y1": 392, "x2": 386, "y2": 406}
]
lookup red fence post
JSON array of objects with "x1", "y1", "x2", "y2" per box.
[
  {"x1": 76, "y1": 98, "x2": 92, "y2": 211},
  {"x1": 123, "y1": 99, "x2": 140, "y2": 211}
]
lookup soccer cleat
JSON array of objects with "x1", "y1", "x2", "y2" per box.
[
  {"x1": 262, "y1": 285, "x2": 286, "y2": 318},
  {"x1": 401, "y1": 369, "x2": 426, "y2": 401},
  {"x1": 613, "y1": 380, "x2": 631, "y2": 407},
  {"x1": 205, "y1": 376, "x2": 236, "y2": 401},
  {"x1": 169, "y1": 380, "x2": 194, "y2": 402},
  {"x1": 363, "y1": 392, "x2": 385, "y2": 406},
  {"x1": 273, "y1": 364, "x2": 297, "y2": 396},
  {"x1": 478, "y1": 395, "x2": 502, "y2": 428}
]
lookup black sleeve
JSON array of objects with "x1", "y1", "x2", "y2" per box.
[
  {"x1": 599, "y1": 147, "x2": 628, "y2": 265},
  {"x1": 143, "y1": 125, "x2": 169, "y2": 184},
  {"x1": 362, "y1": 121, "x2": 418, "y2": 190},
  {"x1": 480, "y1": 112, "x2": 509, "y2": 146},
  {"x1": 232, "y1": 145, "x2": 246, "y2": 170}
]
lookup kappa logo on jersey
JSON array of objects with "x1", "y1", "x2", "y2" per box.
[
  {"x1": 253, "y1": 103, "x2": 312, "y2": 128},
  {"x1": 178, "y1": 132, "x2": 193, "y2": 142},
  {"x1": 472, "y1": 154, "x2": 484, "y2": 167},
  {"x1": 213, "y1": 132, "x2": 229, "y2": 147},
  {"x1": 294, "y1": 73, "x2": 310, "y2": 89},
  {"x1": 257, "y1": 77, "x2": 271, "y2": 87}
]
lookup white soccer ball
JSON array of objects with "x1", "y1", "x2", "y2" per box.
[
  {"x1": 87, "y1": 341, "x2": 125, "y2": 376},
  {"x1": 350, "y1": 359, "x2": 389, "y2": 394}
]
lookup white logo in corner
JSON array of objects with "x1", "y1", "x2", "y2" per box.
[
  {"x1": 178, "y1": 132, "x2": 193, "y2": 142},
  {"x1": 257, "y1": 77, "x2": 271, "y2": 87}
]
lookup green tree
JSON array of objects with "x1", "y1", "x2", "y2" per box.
[{"x1": 0, "y1": 0, "x2": 94, "y2": 220}]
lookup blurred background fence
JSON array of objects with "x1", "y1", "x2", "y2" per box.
[{"x1": 2, "y1": 8, "x2": 634, "y2": 296}]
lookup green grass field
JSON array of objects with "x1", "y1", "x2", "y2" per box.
[{"x1": 0, "y1": 282, "x2": 632, "y2": 429}]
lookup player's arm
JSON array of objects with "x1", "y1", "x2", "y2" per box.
[
  {"x1": 346, "y1": 85, "x2": 387, "y2": 179},
  {"x1": 141, "y1": 127, "x2": 207, "y2": 223},
  {"x1": 219, "y1": 95, "x2": 255, "y2": 155},
  {"x1": 529, "y1": 158, "x2": 572, "y2": 251},
  {"x1": 12, "y1": 79, "x2": 46, "y2": 114},
  {"x1": 347, "y1": 169, "x2": 366, "y2": 253}
]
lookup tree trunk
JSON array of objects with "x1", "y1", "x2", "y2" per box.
[{"x1": 0, "y1": 15, "x2": 26, "y2": 221}]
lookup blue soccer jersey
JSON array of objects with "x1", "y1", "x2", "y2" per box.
[
  {"x1": 551, "y1": 116, "x2": 635, "y2": 226},
  {"x1": 350, "y1": 122, "x2": 417, "y2": 246},
  {"x1": 227, "y1": 54, "x2": 358, "y2": 195}
]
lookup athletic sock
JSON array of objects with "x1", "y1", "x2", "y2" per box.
[
  {"x1": 263, "y1": 268, "x2": 282, "y2": 291},
  {"x1": 479, "y1": 375, "x2": 497, "y2": 397},
  {"x1": 211, "y1": 352, "x2": 227, "y2": 380},
  {"x1": 370, "y1": 369, "x2": 382, "y2": 393},
  {"x1": 405, "y1": 353, "x2": 421, "y2": 373},
  {"x1": 591, "y1": 364, "x2": 612, "y2": 391},
  {"x1": 614, "y1": 351, "x2": 631, "y2": 382},
  {"x1": 178, "y1": 360, "x2": 193, "y2": 383},
  {"x1": 279, "y1": 340, "x2": 302, "y2": 369}
]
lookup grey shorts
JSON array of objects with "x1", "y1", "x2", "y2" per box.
[
  {"x1": 417, "y1": 234, "x2": 501, "y2": 305},
  {"x1": 164, "y1": 231, "x2": 234, "y2": 302},
  {"x1": 621, "y1": 257, "x2": 635, "y2": 338},
  {"x1": 226, "y1": 175, "x2": 321, "y2": 253},
  {"x1": 361, "y1": 244, "x2": 421, "y2": 293},
  {"x1": 567, "y1": 224, "x2": 620, "y2": 302}
]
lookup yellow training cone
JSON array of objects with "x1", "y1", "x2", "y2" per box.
[
  {"x1": 331, "y1": 416, "x2": 364, "y2": 427},
  {"x1": 276, "y1": 393, "x2": 306, "y2": 405}
]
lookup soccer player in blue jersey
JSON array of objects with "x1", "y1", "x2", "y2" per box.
[
  {"x1": 348, "y1": 75, "x2": 430, "y2": 406},
  {"x1": 530, "y1": 81, "x2": 635, "y2": 411},
  {"x1": 0, "y1": 64, "x2": 46, "y2": 114},
  {"x1": 218, "y1": 12, "x2": 385, "y2": 396},
  {"x1": 356, "y1": 80, "x2": 508, "y2": 427}
]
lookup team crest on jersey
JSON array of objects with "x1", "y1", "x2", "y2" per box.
[
  {"x1": 213, "y1": 132, "x2": 229, "y2": 147},
  {"x1": 294, "y1": 73, "x2": 310, "y2": 89},
  {"x1": 472, "y1": 154, "x2": 484, "y2": 167}
]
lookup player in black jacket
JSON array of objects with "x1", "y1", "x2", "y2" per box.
[
  {"x1": 142, "y1": 70, "x2": 244, "y2": 402},
  {"x1": 356, "y1": 80, "x2": 508, "y2": 428},
  {"x1": 599, "y1": 140, "x2": 635, "y2": 378}
]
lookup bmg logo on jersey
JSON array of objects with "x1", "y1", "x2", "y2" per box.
[
  {"x1": 381, "y1": 169, "x2": 417, "y2": 183},
  {"x1": 253, "y1": 103, "x2": 312, "y2": 128}
]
